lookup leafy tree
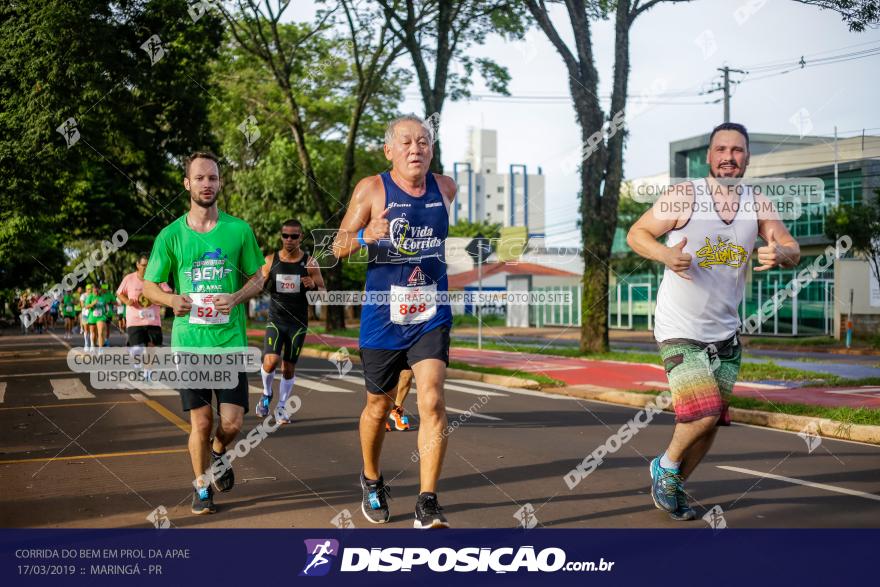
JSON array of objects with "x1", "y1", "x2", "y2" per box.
[
  {"x1": 0, "y1": 0, "x2": 222, "y2": 290},
  {"x1": 448, "y1": 220, "x2": 502, "y2": 240},
  {"x1": 376, "y1": 0, "x2": 528, "y2": 172},
  {"x1": 216, "y1": 0, "x2": 406, "y2": 330}
]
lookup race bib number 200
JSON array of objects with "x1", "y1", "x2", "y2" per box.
[
  {"x1": 188, "y1": 293, "x2": 230, "y2": 325},
  {"x1": 390, "y1": 284, "x2": 437, "y2": 325}
]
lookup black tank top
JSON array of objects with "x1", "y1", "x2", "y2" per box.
[{"x1": 267, "y1": 251, "x2": 310, "y2": 325}]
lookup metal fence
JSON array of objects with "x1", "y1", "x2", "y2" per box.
[{"x1": 530, "y1": 268, "x2": 835, "y2": 335}]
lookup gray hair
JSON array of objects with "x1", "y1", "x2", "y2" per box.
[{"x1": 384, "y1": 114, "x2": 435, "y2": 146}]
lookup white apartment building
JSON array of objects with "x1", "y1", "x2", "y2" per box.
[{"x1": 450, "y1": 128, "x2": 546, "y2": 237}]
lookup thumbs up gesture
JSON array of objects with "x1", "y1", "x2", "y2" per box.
[
  {"x1": 365, "y1": 207, "x2": 390, "y2": 243},
  {"x1": 665, "y1": 237, "x2": 692, "y2": 280},
  {"x1": 754, "y1": 229, "x2": 779, "y2": 272}
]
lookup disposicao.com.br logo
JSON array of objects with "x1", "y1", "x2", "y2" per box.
[{"x1": 299, "y1": 540, "x2": 614, "y2": 575}]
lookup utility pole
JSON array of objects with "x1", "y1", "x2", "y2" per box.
[
  {"x1": 717, "y1": 66, "x2": 745, "y2": 122},
  {"x1": 706, "y1": 65, "x2": 746, "y2": 122}
]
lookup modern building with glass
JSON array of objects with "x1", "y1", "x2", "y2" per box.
[{"x1": 610, "y1": 132, "x2": 880, "y2": 337}]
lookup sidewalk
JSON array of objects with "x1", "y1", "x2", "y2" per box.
[{"x1": 287, "y1": 332, "x2": 880, "y2": 410}]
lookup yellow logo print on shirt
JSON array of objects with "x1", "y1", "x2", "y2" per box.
[{"x1": 696, "y1": 236, "x2": 748, "y2": 269}]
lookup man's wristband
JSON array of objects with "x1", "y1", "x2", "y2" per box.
[{"x1": 357, "y1": 228, "x2": 367, "y2": 247}]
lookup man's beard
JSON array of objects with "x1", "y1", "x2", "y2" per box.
[
  {"x1": 191, "y1": 191, "x2": 218, "y2": 208},
  {"x1": 709, "y1": 163, "x2": 745, "y2": 179}
]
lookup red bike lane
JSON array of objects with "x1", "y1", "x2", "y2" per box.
[{"x1": 297, "y1": 332, "x2": 880, "y2": 410}]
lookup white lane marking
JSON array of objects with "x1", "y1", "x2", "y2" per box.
[
  {"x1": 250, "y1": 377, "x2": 355, "y2": 394},
  {"x1": 0, "y1": 382, "x2": 6, "y2": 403},
  {"x1": 717, "y1": 465, "x2": 880, "y2": 502},
  {"x1": 446, "y1": 407, "x2": 501, "y2": 421},
  {"x1": 737, "y1": 382, "x2": 791, "y2": 390},
  {"x1": 446, "y1": 379, "x2": 580, "y2": 401},
  {"x1": 442, "y1": 382, "x2": 507, "y2": 397},
  {"x1": 297, "y1": 377, "x2": 356, "y2": 393},
  {"x1": 50, "y1": 378, "x2": 95, "y2": 400}
]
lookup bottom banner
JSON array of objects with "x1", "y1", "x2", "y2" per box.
[{"x1": 1, "y1": 528, "x2": 876, "y2": 585}]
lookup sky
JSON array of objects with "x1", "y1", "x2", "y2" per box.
[{"x1": 291, "y1": 0, "x2": 880, "y2": 246}]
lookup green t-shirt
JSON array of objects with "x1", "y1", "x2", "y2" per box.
[
  {"x1": 144, "y1": 211, "x2": 264, "y2": 349},
  {"x1": 101, "y1": 292, "x2": 116, "y2": 315},
  {"x1": 63, "y1": 294, "x2": 75, "y2": 315}
]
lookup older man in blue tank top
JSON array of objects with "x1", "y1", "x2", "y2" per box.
[{"x1": 334, "y1": 114, "x2": 457, "y2": 529}]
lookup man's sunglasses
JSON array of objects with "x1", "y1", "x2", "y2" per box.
[{"x1": 281, "y1": 232, "x2": 301, "y2": 240}]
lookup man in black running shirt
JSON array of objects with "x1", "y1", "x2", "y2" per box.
[{"x1": 256, "y1": 219, "x2": 325, "y2": 422}]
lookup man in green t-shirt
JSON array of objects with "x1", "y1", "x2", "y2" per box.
[{"x1": 143, "y1": 151, "x2": 265, "y2": 515}]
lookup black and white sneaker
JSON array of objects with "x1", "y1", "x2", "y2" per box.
[
  {"x1": 211, "y1": 448, "x2": 234, "y2": 493},
  {"x1": 414, "y1": 492, "x2": 449, "y2": 529},
  {"x1": 360, "y1": 471, "x2": 391, "y2": 524},
  {"x1": 191, "y1": 485, "x2": 216, "y2": 515}
]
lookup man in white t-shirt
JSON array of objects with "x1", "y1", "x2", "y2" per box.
[{"x1": 627, "y1": 122, "x2": 800, "y2": 520}]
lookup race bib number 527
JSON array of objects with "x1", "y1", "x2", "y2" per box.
[{"x1": 188, "y1": 293, "x2": 230, "y2": 325}]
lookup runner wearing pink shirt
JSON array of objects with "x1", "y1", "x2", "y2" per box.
[{"x1": 117, "y1": 254, "x2": 172, "y2": 365}]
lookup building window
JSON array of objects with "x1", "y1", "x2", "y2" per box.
[
  {"x1": 685, "y1": 148, "x2": 709, "y2": 178},
  {"x1": 497, "y1": 204, "x2": 503, "y2": 211},
  {"x1": 497, "y1": 186, "x2": 504, "y2": 193},
  {"x1": 476, "y1": 185, "x2": 480, "y2": 193}
]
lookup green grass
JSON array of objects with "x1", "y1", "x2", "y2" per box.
[
  {"x1": 451, "y1": 314, "x2": 506, "y2": 327},
  {"x1": 629, "y1": 389, "x2": 880, "y2": 427}
]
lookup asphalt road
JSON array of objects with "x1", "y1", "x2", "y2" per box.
[{"x1": 1, "y1": 330, "x2": 878, "y2": 529}]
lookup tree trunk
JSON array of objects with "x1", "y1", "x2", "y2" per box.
[{"x1": 323, "y1": 264, "x2": 346, "y2": 331}]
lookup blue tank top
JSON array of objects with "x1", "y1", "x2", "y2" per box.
[{"x1": 359, "y1": 172, "x2": 452, "y2": 350}]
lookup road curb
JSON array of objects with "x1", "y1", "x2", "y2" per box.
[
  {"x1": 545, "y1": 385, "x2": 880, "y2": 445},
  {"x1": 299, "y1": 347, "x2": 542, "y2": 390}
]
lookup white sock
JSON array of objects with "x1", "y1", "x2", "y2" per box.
[
  {"x1": 660, "y1": 451, "x2": 681, "y2": 471},
  {"x1": 83, "y1": 332, "x2": 89, "y2": 348},
  {"x1": 261, "y1": 367, "x2": 275, "y2": 396},
  {"x1": 278, "y1": 375, "x2": 295, "y2": 407}
]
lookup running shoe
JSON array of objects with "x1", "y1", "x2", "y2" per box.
[
  {"x1": 360, "y1": 471, "x2": 391, "y2": 524},
  {"x1": 668, "y1": 489, "x2": 697, "y2": 521},
  {"x1": 388, "y1": 405, "x2": 410, "y2": 431},
  {"x1": 650, "y1": 457, "x2": 682, "y2": 513},
  {"x1": 255, "y1": 393, "x2": 271, "y2": 418},
  {"x1": 275, "y1": 403, "x2": 293, "y2": 425},
  {"x1": 210, "y1": 448, "x2": 234, "y2": 493},
  {"x1": 191, "y1": 485, "x2": 216, "y2": 515},
  {"x1": 414, "y1": 492, "x2": 449, "y2": 529}
]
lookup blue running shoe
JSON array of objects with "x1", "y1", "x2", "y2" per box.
[
  {"x1": 360, "y1": 471, "x2": 391, "y2": 524},
  {"x1": 650, "y1": 457, "x2": 683, "y2": 513},
  {"x1": 256, "y1": 393, "x2": 271, "y2": 418},
  {"x1": 668, "y1": 489, "x2": 697, "y2": 521}
]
